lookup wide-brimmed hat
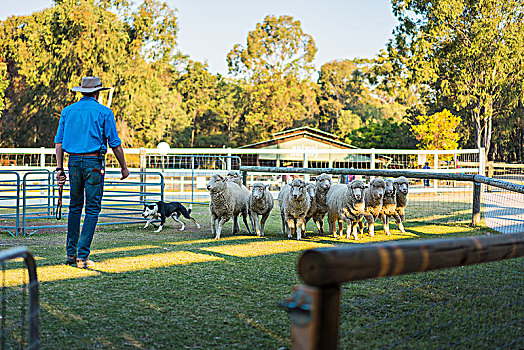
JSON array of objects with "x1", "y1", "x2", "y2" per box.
[{"x1": 71, "y1": 77, "x2": 111, "y2": 93}]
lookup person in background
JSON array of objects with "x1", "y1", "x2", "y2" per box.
[
  {"x1": 55, "y1": 76, "x2": 129, "y2": 269},
  {"x1": 339, "y1": 174, "x2": 355, "y2": 184},
  {"x1": 423, "y1": 162, "x2": 431, "y2": 187}
]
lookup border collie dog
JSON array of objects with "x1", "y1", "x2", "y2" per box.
[{"x1": 142, "y1": 201, "x2": 201, "y2": 233}]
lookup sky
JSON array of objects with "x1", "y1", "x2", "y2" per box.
[{"x1": 0, "y1": 0, "x2": 398, "y2": 76}]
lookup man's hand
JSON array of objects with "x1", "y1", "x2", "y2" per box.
[
  {"x1": 121, "y1": 167, "x2": 130, "y2": 180},
  {"x1": 56, "y1": 169, "x2": 67, "y2": 186},
  {"x1": 112, "y1": 145, "x2": 129, "y2": 180}
]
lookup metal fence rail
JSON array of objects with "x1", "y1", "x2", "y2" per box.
[
  {"x1": 0, "y1": 153, "x2": 242, "y2": 235},
  {"x1": 0, "y1": 147, "x2": 484, "y2": 171},
  {"x1": 157, "y1": 155, "x2": 241, "y2": 205},
  {"x1": 240, "y1": 166, "x2": 524, "y2": 231},
  {"x1": 0, "y1": 247, "x2": 39, "y2": 350},
  {"x1": 21, "y1": 171, "x2": 53, "y2": 235},
  {"x1": 0, "y1": 171, "x2": 164, "y2": 236},
  {"x1": 248, "y1": 166, "x2": 524, "y2": 349},
  {"x1": 94, "y1": 171, "x2": 164, "y2": 228},
  {"x1": 0, "y1": 171, "x2": 20, "y2": 236},
  {"x1": 1, "y1": 147, "x2": 485, "y2": 207}
]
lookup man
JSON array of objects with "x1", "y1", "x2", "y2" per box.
[
  {"x1": 423, "y1": 162, "x2": 430, "y2": 187},
  {"x1": 55, "y1": 76, "x2": 129, "y2": 269}
]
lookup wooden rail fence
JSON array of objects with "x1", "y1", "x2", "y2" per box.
[
  {"x1": 240, "y1": 166, "x2": 524, "y2": 349},
  {"x1": 281, "y1": 233, "x2": 524, "y2": 349}
]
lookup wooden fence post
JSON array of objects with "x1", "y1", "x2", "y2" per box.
[
  {"x1": 282, "y1": 284, "x2": 341, "y2": 350},
  {"x1": 472, "y1": 182, "x2": 481, "y2": 225},
  {"x1": 472, "y1": 148, "x2": 486, "y2": 226},
  {"x1": 288, "y1": 233, "x2": 524, "y2": 349},
  {"x1": 241, "y1": 170, "x2": 247, "y2": 186},
  {"x1": 487, "y1": 162, "x2": 494, "y2": 192}
]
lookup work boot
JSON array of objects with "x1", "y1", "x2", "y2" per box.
[
  {"x1": 65, "y1": 255, "x2": 77, "y2": 265},
  {"x1": 76, "y1": 259, "x2": 95, "y2": 269}
]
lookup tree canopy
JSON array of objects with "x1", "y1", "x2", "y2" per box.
[
  {"x1": 411, "y1": 109, "x2": 462, "y2": 150},
  {"x1": 227, "y1": 15, "x2": 319, "y2": 141},
  {"x1": 381, "y1": 0, "x2": 524, "y2": 159},
  {"x1": 1, "y1": 0, "x2": 523, "y2": 162},
  {"x1": 0, "y1": 0, "x2": 185, "y2": 147},
  {"x1": 227, "y1": 15, "x2": 317, "y2": 83}
]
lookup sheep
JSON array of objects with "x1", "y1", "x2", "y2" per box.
[
  {"x1": 305, "y1": 173, "x2": 332, "y2": 235},
  {"x1": 207, "y1": 174, "x2": 252, "y2": 239},
  {"x1": 303, "y1": 183, "x2": 317, "y2": 238},
  {"x1": 278, "y1": 178, "x2": 315, "y2": 241},
  {"x1": 378, "y1": 178, "x2": 397, "y2": 235},
  {"x1": 392, "y1": 176, "x2": 410, "y2": 234},
  {"x1": 226, "y1": 170, "x2": 243, "y2": 186},
  {"x1": 358, "y1": 178, "x2": 386, "y2": 237},
  {"x1": 248, "y1": 182, "x2": 274, "y2": 237},
  {"x1": 326, "y1": 180, "x2": 366, "y2": 240},
  {"x1": 226, "y1": 170, "x2": 251, "y2": 196}
]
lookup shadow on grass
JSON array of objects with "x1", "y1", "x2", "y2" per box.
[
  {"x1": 0, "y1": 213, "x2": 493, "y2": 282},
  {"x1": 0, "y1": 203, "x2": 503, "y2": 299},
  {"x1": 0, "y1": 210, "x2": 519, "y2": 349},
  {"x1": 1, "y1": 194, "x2": 521, "y2": 348}
]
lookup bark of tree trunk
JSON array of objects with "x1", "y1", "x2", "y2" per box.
[
  {"x1": 474, "y1": 109, "x2": 482, "y2": 150},
  {"x1": 190, "y1": 111, "x2": 197, "y2": 147},
  {"x1": 486, "y1": 113, "x2": 492, "y2": 159},
  {"x1": 518, "y1": 129, "x2": 524, "y2": 164}
]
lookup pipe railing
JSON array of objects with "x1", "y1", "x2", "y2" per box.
[
  {"x1": 240, "y1": 166, "x2": 524, "y2": 226},
  {"x1": 0, "y1": 247, "x2": 39, "y2": 350}
]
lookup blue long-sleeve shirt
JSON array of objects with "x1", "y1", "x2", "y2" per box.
[{"x1": 54, "y1": 96, "x2": 121, "y2": 153}]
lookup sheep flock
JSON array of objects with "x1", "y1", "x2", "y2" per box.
[{"x1": 206, "y1": 172, "x2": 410, "y2": 240}]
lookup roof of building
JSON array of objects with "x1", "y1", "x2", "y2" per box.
[
  {"x1": 272, "y1": 126, "x2": 340, "y2": 139},
  {"x1": 240, "y1": 126, "x2": 358, "y2": 149}
]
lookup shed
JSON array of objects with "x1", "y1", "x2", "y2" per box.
[{"x1": 238, "y1": 127, "x2": 370, "y2": 167}]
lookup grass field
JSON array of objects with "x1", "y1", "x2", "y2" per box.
[{"x1": 0, "y1": 203, "x2": 522, "y2": 349}]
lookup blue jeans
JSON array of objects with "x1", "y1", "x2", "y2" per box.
[{"x1": 66, "y1": 156, "x2": 104, "y2": 260}]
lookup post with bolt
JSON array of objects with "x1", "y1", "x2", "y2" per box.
[{"x1": 280, "y1": 284, "x2": 341, "y2": 350}]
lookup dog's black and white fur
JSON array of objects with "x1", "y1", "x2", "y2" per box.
[{"x1": 142, "y1": 201, "x2": 201, "y2": 233}]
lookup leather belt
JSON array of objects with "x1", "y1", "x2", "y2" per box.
[{"x1": 68, "y1": 152, "x2": 99, "y2": 157}]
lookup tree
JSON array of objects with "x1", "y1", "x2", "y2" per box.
[
  {"x1": 0, "y1": 0, "x2": 185, "y2": 147},
  {"x1": 114, "y1": 61, "x2": 188, "y2": 148},
  {"x1": 411, "y1": 109, "x2": 462, "y2": 150},
  {"x1": 227, "y1": 15, "x2": 318, "y2": 142},
  {"x1": 241, "y1": 77, "x2": 318, "y2": 142},
  {"x1": 347, "y1": 118, "x2": 417, "y2": 149},
  {"x1": 317, "y1": 59, "x2": 416, "y2": 148},
  {"x1": 385, "y1": 0, "x2": 524, "y2": 158},
  {"x1": 317, "y1": 60, "x2": 367, "y2": 133},
  {"x1": 227, "y1": 15, "x2": 317, "y2": 83},
  {"x1": 126, "y1": 0, "x2": 179, "y2": 62},
  {"x1": 204, "y1": 79, "x2": 248, "y2": 147},
  {"x1": 173, "y1": 60, "x2": 218, "y2": 147},
  {"x1": 489, "y1": 100, "x2": 524, "y2": 162}
]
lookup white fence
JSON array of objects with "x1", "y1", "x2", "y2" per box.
[{"x1": 0, "y1": 147, "x2": 485, "y2": 203}]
